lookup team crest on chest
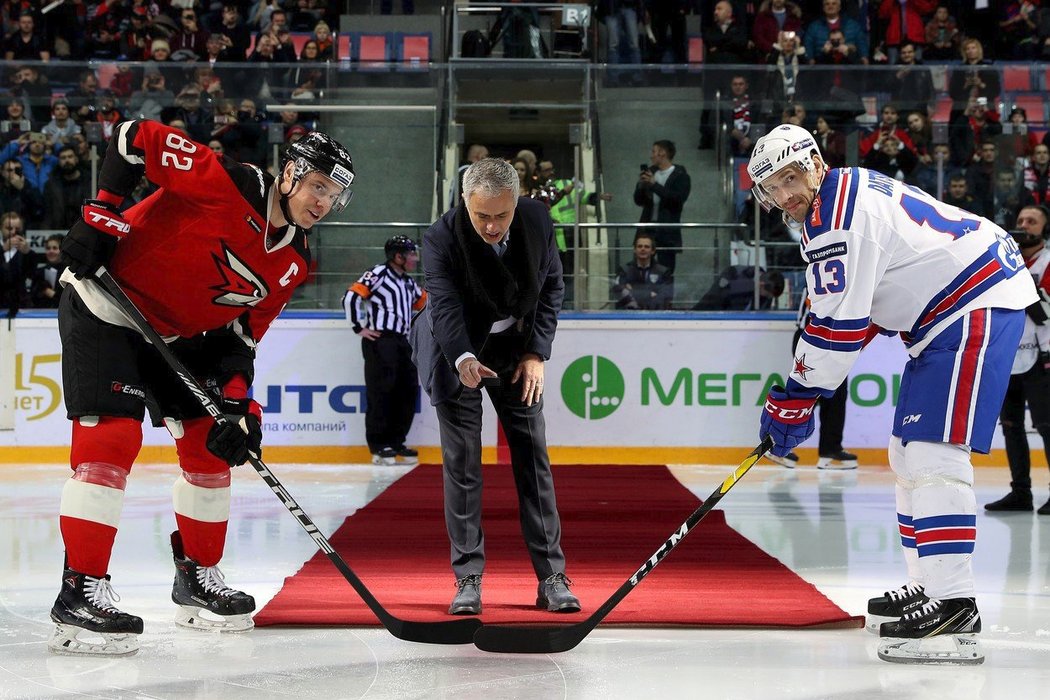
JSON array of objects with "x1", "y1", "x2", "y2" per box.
[{"x1": 211, "y1": 244, "x2": 270, "y2": 307}]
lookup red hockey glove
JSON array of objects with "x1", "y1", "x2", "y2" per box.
[{"x1": 61, "y1": 199, "x2": 131, "y2": 280}]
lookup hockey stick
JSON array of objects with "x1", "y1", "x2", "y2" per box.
[
  {"x1": 472, "y1": 436, "x2": 774, "y2": 653},
  {"x1": 95, "y1": 268, "x2": 481, "y2": 645}
]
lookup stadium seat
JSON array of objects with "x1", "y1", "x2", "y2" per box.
[
  {"x1": 1010, "y1": 93, "x2": 1047, "y2": 124},
  {"x1": 337, "y1": 33, "x2": 352, "y2": 70},
  {"x1": 397, "y1": 32, "x2": 431, "y2": 66},
  {"x1": 1003, "y1": 65, "x2": 1032, "y2": 92},
  {"x1": 353, "y1": 33, "x2": 390, "y2": 69},
  {"x1": 95, "y1": 63, "x2": 119, "y2": 90},
  {"x1": 931, "y1": 95, "x2": 953, "y2": 124},
  {"x1": 289, "y1": 32, "x2": 311, "y2": 58},
  {"x1": 687, "y1": 36, "x2": 703, "y2": 64}
]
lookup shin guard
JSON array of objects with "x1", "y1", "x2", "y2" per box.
[
  {"x1": 61, "y1": 417, "x2": 141, "y2": 577},
  {"x1": 172, "y1": 417, "x2": 231, "y2": 567}
]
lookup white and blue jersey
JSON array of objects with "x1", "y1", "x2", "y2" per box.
[{"x1": 790, "y1": 167, "x2": 1036, "y2": 452}]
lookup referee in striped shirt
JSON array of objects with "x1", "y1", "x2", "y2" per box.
[{"x1": 344, "y1": 236, "x2": 428, "y2": 465}]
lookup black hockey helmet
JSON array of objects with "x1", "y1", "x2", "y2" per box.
[
  {"x1": 384, "y1": 235, "x2": 417, "y2": 260},
  {"x1": 281, "y1": 131, "x2": 356, "y2": 213}
]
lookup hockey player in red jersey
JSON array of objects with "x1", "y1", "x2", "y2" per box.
[{"x1": 48, "y1": 120, "x2": 355, "y2": 656}]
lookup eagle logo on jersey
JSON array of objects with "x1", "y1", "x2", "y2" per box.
[
  {"x1": 210, "y1": 245, "x2": 269, "y2": 307},
  {"x1": 792, "y1": 353, "x2": 814, "y2": 380}
]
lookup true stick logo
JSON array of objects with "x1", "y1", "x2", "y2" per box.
[{"x1": 561, "y1": 355, "x2": 624, "y2": 420}]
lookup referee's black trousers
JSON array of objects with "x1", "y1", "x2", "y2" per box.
[
  {"x1": 1000, "y1": 363, "x2": 1050, "y2": 493},
  {"x1": 362, "y1": 332, "x2": 418, "y2": 452}
]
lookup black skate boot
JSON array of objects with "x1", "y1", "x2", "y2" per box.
[
  {"x1": 865, "y1": 581, "x2": 928, "y2": 633},
  {"x1": 171, "y1": 531, "x2": 256, "y2": 632},
  {"x1": 49, "y1": 567, "x2": 143, "y2": 656},
  {"x1": 878, "y1": 597, "x2": 984, "y2": 665}
]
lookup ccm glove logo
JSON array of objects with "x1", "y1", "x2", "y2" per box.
[{"x1": 763, "y1": 396, "x2": 817, "y2": 424}]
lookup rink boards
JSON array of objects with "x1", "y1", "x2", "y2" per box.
[{"x1": 0, "y1": 314, "x2": 1022, "y2": 466}]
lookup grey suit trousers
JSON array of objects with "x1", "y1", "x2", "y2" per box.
[{"x1": 436, "y1": 361, "x2": 567, "y2": 581}]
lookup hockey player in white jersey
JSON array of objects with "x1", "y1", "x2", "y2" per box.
[{"x1": 748, "y1": 123, "x2": 1037, "y2": 665}]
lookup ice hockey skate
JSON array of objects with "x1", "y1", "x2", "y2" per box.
[
  {"x1": 395, "y1": 446, "x2": 419, "y2": 466},
  {"x1": 171, "y1": 532, "x2": 256, "y2": 632},
  {"x1": 816, "y1": 450, "x2": 858, "y2": 470},
  {"x1": 371, "y1": 447, "x2": 397, "y2": 466},
  {"x1": 878, "y1": 597, "x2": 984, "y2": 665},
  {"x1": 48, "y1": 567, "x2": 143, "y2": 656},
  {"x1": 765, "y1": 451, "x2": 799, "y2": 469},
  {"x1": 865, "y1": 581, "x2": 927, "y2": 632}
]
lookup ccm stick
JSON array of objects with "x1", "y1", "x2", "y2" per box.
[
  {"x1": 96, "y1": 268, "x2": 481, "y2": 645},
  {"x1": 472, "y1": 436, "x2": 774, "y2": 653}
]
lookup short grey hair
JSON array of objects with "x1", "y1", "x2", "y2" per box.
[{"x1": 461, "y1": 157, "x2": 518, "y2": 201}]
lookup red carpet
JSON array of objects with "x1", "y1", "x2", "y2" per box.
[{"x1": 254, "y1": 465, "x2": 862, "y2": 628}]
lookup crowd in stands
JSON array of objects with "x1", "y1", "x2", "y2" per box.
[{"x1": 4, "y1": 1, "x2": 1050, "y2": 312}]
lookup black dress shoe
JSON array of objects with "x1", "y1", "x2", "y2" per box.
[
  {"x1": 984, "y1": 490, "x2": 1033, "y2": 512},
  {"x1": 1038, "y1": 497, "x2": 1050, "y2": 515},
  {"x1": 449, "y1": 574, "x2": 482, "y2": 615},
  {"x1": 537, "y1": 573, "x2": 580, "y2": 613}
]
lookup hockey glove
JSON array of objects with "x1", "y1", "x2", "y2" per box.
[
  {"x1": 760, "y1": 385, "x2": 819, "y2": 457},
  {"x1": 206, "y1": 398, "x2": 263, "y2": 466},
  {"x1": 61, "y1": 199, "x2": 131, "y2": 280}
]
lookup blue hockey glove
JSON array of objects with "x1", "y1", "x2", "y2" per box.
[{"x1": 760, "y1": 385, "x2": 819, "y2": 457}]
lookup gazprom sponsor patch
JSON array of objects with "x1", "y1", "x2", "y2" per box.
[
  {"x1": 806, "y1": 241, "x2": 847, "y2": 262},
  {"x1": 329, "y1": 163, "x2": 355, "y2": 188}
]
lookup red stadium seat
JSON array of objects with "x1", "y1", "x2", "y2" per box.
[
  {"x1": 1011, "y1": 93, "x2": 1047, "y2": 124},
  {"x1": 687, "y1": 36, "x2": 703, "y2": 64},
  {"x1": 1003, "y1": 65, "x2": 1032, "y2": 92},
  {"x1": 355, "y1": 33, "x2": 389, "y2": 68},
  {"x1": 289, "y1": 32, "x2": 311, "y2": 58},
  {"x1": 96, "y1": 63, "x2": 119, "y2": 90},
  {"x1": 931, "y1": 95, "x2": 952, "y2": 124},
  {"x1": 398, "y1": 33, "x2": 430, "y2": 65}
]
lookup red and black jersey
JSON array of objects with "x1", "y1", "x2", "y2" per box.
[{"x1": 69, "y1": 119, "x2": 310, "y2": 349}]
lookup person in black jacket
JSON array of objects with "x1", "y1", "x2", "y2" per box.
[
  {"x1": 43, "y1": 147, "x2": 91, "y2": 230},
  {"x1": 409, "y1": 157, "x2": 580, "y2": 618},
  {"x1": 31, "y1": 233, "x2": 65, "y2": 309},
  {"x1": 634, "y1": 139, "x2": 690, "y2": 274},
  {"x1": 611, "y1": 233, "x2": 674, "y2": 309}
]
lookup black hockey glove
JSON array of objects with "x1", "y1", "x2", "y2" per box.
[
  {"x1": 61, "y1": 199, "x2": 131, "y2": 279},
  {"x1": 206, "y1": 398, "x2": 263, "y2": 467}
]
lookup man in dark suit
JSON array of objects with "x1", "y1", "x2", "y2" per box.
[
  {"x1": 634, "y1": 139, "x2": 691, "y2": 274},
  {"x1": 410, "y1": 157, "x2": 580, "y2": 616}
]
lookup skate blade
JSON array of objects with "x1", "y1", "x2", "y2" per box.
[
  {"x1": 396, "y1": 456, "x2": 419, "y2": 466},
  {"x1": 48, "y1": 624, "x2": 139, "y2": 656},
  {"x1": 878, "y1": 634, "x2": 984, "y2": 665},
  {"x1": 371, "y1": 455, "x2": 395, "y2": 466},
  {"x1": 764, "y1": 455, "x2": 797, "y2": 469},
  {"x1": 175, "y1": 606, "x2": 254, "y2": 633},
  {"x1": 816, "y1": 458, "x2": 858, "y2": 470}
]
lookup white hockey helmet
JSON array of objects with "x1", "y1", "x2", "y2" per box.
[{"x1": 747, "y1": 123, "x2": 824, "y2": 211}]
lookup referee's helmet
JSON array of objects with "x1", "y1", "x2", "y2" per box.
[{"x1": 385, "y1": 235, "x2": 417, "y2": 260}]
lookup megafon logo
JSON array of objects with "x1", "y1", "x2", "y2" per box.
[{"x1": 561, "y1": 355, "x2": 624, "y2": 420}]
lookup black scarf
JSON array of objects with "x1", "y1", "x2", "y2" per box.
[{"x1": 452, "y1": 202, "x2": 541, "y2": 320}]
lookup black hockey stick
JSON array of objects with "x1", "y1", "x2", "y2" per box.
[
  {"x1": 472, "y1": 436, "x2": 774, "y2": 653},
  {"x1": 95, "y1": 268, "x2": 481, "y2": 645}
]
